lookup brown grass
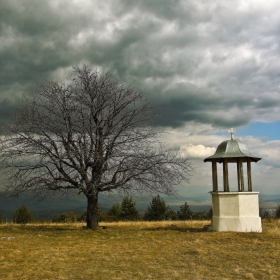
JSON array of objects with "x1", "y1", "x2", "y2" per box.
[{"x1": 1, "y1": 219, "x2": 280, "y2": 279}]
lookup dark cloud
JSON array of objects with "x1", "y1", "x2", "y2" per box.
[
  {"x1": 1, "y1": 0, "x2": 280, "y2": 130},
  {"x1": 0, "y1": 99, "x2": 15, "y2": 120},
  {"x1": 0, "y1": 99, "x2": 20, "y2": 134},
  {"x1": 152, "y1": 82, "x2": 254, "y2": 128},
  {"x1": 0, "y1": 0, "x2": 279, "y2": 199}
]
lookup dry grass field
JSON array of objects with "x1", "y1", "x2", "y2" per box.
[{"x1": 1, "y1": 220, "x2": 280, "y2": 280}]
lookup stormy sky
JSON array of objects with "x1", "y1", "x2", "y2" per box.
[{"x1": 1, "y1": 0, "x2": 280, "y2": 209}]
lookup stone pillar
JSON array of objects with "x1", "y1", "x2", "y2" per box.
[
  {"x1": 212, "y1": 161, "x2": 218, "y2": 192},
  {"x1": 237, "y1": 158, "x2": 244, "y2": 192},
  {"x1": 223, "y1": 159, "x2": 229, "y2": 192},
  {"x1": 247, "y1": 160, "x2": 252, "y2": 191}
]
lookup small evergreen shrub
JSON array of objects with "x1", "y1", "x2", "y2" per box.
[
  {"x1": 13, "y1": 205, "x2": 33, "y2": 224},
  {"x1": 120, "y1": 195, "x2": 139, "y2": 221},
  {"x1": 144, "y1": 195, "x2": 170, "y2": 221},
  {"x1": 177, "y1": 202, "x2": 193, "y2": 220},
  {"x1": 275, "y1": 204, "x2": 280, "y2": 219},
  {"x1": 263, "y1": 210, "x2": 271, "y2": 219},
  {"x1": 165, "y1": 207, "x2": 178, "y2": 220},
  {"x1": 107, "y1": 202, "x2": 122, "y2": 221},
  {"x1": 52, "y1": 212, "x2": 77, "y2": 223},
  {"x1": 0, "y1": 213, "x2": 6, "y2": 224}
]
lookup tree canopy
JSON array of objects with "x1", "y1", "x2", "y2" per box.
[{"x1": 0, "y1": 65, "x2": 193, "y2": 229}]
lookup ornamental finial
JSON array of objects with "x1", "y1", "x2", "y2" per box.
[{"x1": 228, "y1": 128, "x2": 235, "y2": 140}]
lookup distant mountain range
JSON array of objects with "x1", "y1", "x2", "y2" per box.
[{"x1": 0, "y1": 192, "x2": 279, "y2": 219}]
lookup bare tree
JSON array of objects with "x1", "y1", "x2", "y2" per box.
[{"x1": 0, "y1": 65, "x2": 193, "y2": 229}]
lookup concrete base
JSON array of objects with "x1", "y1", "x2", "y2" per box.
[{"x1": 210, "y1": 192, "x2": 262, "y2": 232}]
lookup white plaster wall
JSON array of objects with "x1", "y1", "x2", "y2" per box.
[
  {"x1": 211, "y1": 192, "x2": 262, "y2": 232},
  {"x1": 239, "y1": 194, "x2": 259, "y2": 216}
]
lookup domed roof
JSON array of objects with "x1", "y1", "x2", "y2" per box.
[{"x1": 204, "y1": 138, "x2": 261, "y2": 163}]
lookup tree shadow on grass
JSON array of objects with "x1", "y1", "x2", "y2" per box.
[
  {"x1": 22, "y1": 225, "x2": 80, "y2": 232},
  {"x1": 142, "y1": 224, "x2": 213, "y2": 233}
]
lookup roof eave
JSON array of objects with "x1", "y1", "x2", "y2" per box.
[{"x1": 204, "y1": 156, "x2": 262, "y2": 163}]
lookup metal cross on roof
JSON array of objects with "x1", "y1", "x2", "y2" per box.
[{"x1": 228, "y1": 128, "x2": 236, "y2": 140}]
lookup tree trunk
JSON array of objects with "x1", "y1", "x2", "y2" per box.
[{"x1": 86, "y1": 193, "x2": 99, "y2": 230}]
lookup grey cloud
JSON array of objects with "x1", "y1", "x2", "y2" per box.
[
  {"x1": 0, "y1": 0, "x2": 280, "y2": 130},
  {"x1": 0, "y1": 0, "x2": 279, "y2": 199},
  {"x1": 256, "y1": 98, "x2": 280, "y2": 109},
  {"x1": 0, "y1": 99, "x2": 15, "y2": 121},
  {"x1": 0, "y1": 98, "x2": 23, "y2": 134},
  {"x1": 152, "y1": 82, "x2": 253, "y2": 128},
  {"x1": 117, "y1": 0, "x2": 190, "y2": 21}
]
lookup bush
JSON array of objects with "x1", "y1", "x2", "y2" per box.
[
  {"x1": 120, "y1": 195, "x2": 139, "y2": 221},
  {"x1": 77, "y1": 205, "x2": 110, "y2": 222},
  {"x1": 107, "y1": 202, "x2": 122, "y2": 221},
  {"x1": 13, "y1": 205, "x2": 33, "y2": 224},
  {"x1": 77, "y1": 211, "x2": 87, "y2": 222},
  {"x1": 191, "y1": 209, "x2": 212, "y2": 220},
  {"x1": 0, "y1": 213, "x2": 6, "y2": 224},
  {"x1": 165, "y1": 207, "x2": 178, "y2": 220},
  {"x1": 260, "y1": 209, "x2": 272, "y2": 219},
  {"x1": 144, "y1": 195, "x2": 171, "y2": 221},
  {"x1": 52, "y1": 212, "x2": 77, "y2": 223},
  {"x1": 275, "y1": 204, "x2": 280, "y2": 219},
  {"x1": 177, "y1": 202, "x2": 193, "y2": 220},
  {"x1": 207, "y1": 208, "x2": 213, "y2": 220}
]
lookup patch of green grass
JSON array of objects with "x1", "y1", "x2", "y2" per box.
[{"x1": 0, "y1": 220, "x2": 280, "y2": 279}]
